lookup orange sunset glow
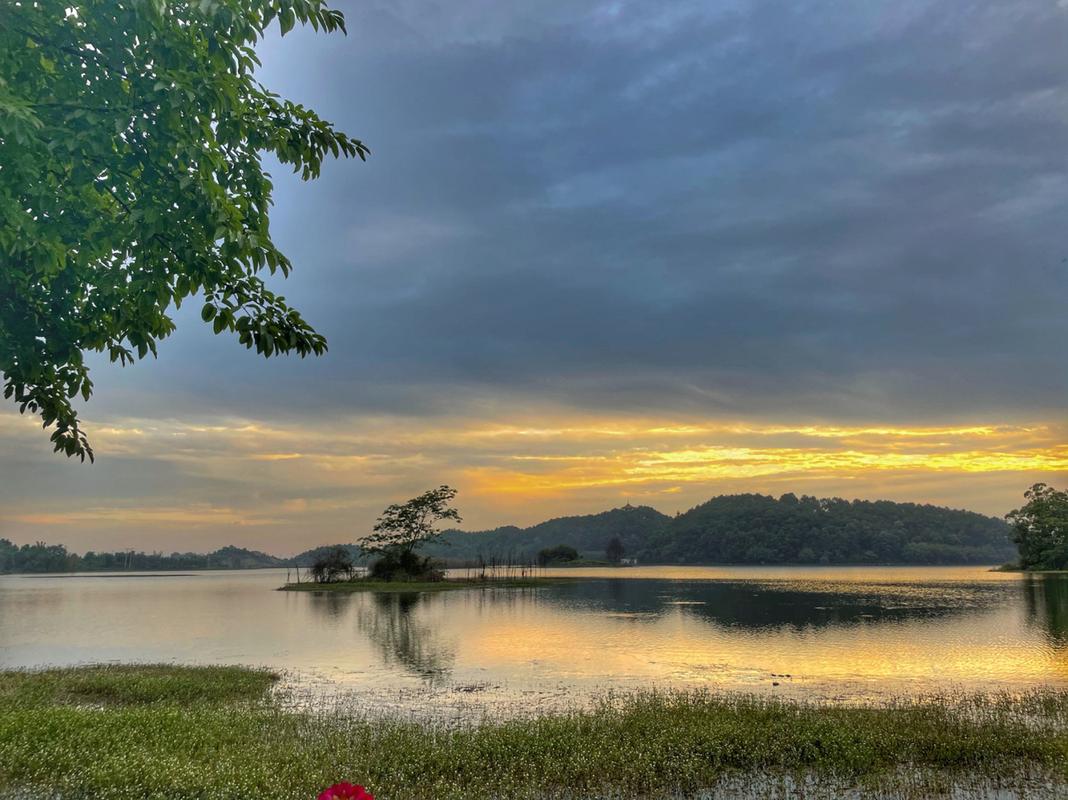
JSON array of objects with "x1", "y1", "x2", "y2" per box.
[{"x1": 2, "y1": 409, "x2": 1064, "y2": 553}]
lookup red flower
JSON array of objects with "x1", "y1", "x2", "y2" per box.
[{"x1": 318, "y1": 782, "x2": 374, "y2": 800}]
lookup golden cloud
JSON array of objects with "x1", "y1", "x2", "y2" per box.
[{"x1": 1, "y1": 410, "x2": 1064, "y2": 544}]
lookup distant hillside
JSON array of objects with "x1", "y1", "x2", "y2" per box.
[
  {"x1": 0, "y1": 541, "x2": 284, "y2": 574},
  {"x1": 288, "y1": 543, "x2": 365, "y2": 567},
  {"x1": 656, "y1": 493, "x2": 1013, "y2": 564},
  {"x1": 426, "y1": 494, "x2": 1014, "y2": 565},
  {"x1": 426, "y1": 505, "x2": 672, "y2": 562},
  {"x1": 1, "y1": 493, "x2": 1015, "y2": 573}
]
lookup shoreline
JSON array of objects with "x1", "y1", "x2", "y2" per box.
[
  {"x1": 990, "y1": 564, "x2": 1068, "y2": 574},
  {"x1": 278, "y1": 576, "x2": 576, "y2": 593},
  {"x1": 1, "y1": 562, "x2": 1020, "y2": 578}
]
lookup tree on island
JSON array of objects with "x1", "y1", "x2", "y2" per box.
[
  {"x1": 310, "y1": 547, "x2": 355, "y2": 584},
  {"x1": 537, "y1": 544, "x2": 579, "y2": 566},
  {"x1": 361, "y1": 486, "x2": 461, "y2": 581},
  {"x1": 1008, "y1": 483, "x2": 1068, "y2": 571},
  {"x1": 0, "y1": 0, "x2": 366, "y2": 461},
  {"x1": 605, "y1": 536, "x2": 625, "y2": 564}
]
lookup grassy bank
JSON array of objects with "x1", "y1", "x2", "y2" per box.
[
  {"x1": 279, "y1": 577, "x2": 572, "y2": 593},
  {"x1": 0, "y1": 664, "x2": 276, "y2": 709},
  {"x1": 1, "y1": 667, "x2": 1067, "y2": 799}
]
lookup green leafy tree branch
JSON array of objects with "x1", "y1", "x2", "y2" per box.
[{"x1": 0, "y1": 0, "x2": 367, "y2": 460}]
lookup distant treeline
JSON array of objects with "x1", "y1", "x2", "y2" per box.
[
  {"x1": 0, "y1": 539, "x2": 372, "y2": 575},
  {"x1": 1, "y1": 492, "x2": 1015, "y2": 574},
  {"x1": 428, "y1": 493, "x2": 1014, "y2": 566},
  {"x1": 0, "y1": 541, "x2": 284, "y2": 574}
]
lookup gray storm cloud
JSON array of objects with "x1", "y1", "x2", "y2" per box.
[{"x1": 79, "y1": 0, "x2": 1066, "y2": 424}]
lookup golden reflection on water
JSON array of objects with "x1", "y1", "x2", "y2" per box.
[
  {"x1": 1, "y1": 566, "x2": 1066, "y2": 710},
  {"x1": 417, "y1": 586, "x2": 1056, "y2": 695}
]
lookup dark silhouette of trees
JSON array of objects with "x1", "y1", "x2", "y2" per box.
[
  {"x1": 537, "y1": 545, "x2": 579, "y2": 566},
  {"x1": 1, "y1": 489, "x2": 1021, "y2": 575},
  {"x1": 1008, "y1": 483, "x2": 1068, "y2": 570},
  {"x1": 310, "y1": 547, "x2": 356, "y2": 584},
  {"x1": 362, "y1": 486, "x2": 461, "y2": 557},
  {"x1": 0, "y1": 540, "x2": 72, "y2": 573},
  {"x1": 605, "y1": 537, "x2": 625, "y2": 563},
  {"x1": 0, "y1": 540, "x2": 282, "y2": 573},
  {"x1": 434, "y1": 493, "x2": 1014, "y2": 565},
  {"x1": 653, "y1": 494, "x2": 1011, "y2": 565},
  {"x1": 361, "y1": 486, "x2": 459, "y2": 581}
]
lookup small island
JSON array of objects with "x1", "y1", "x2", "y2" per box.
[
  {"x1": 279, "y1": 486, "x2": 575, "y2": 594},
  {"x1": 279, "y1": 576, "x2": 569, "y2": 593}
]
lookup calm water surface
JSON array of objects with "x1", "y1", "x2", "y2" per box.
[{"x1": 2, "y1": 566, "x2": 1066, "y2": 715}]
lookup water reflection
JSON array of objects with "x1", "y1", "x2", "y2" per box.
[
  {"x1": 356, "y1": 593, "x2": 455, "y2": 686},
  {"x1": 2, "y1": 567, "x2": 1066, "y2": 709},
  {"x1": 306, "y1": 589, "x2": 350, "y2": 623},
  {"x1": 1023, "y1": 574, "x2": 1068, "y2": 648},
  {"x1": 537, "y1": 577, "x2": 1014, "y2": 630},
  {"x1": 305, "y1": 591, "x2": 456, "y2": 686}
]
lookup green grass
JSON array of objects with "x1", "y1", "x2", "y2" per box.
[
  {"x1": 279, "y1": 577, "x2": 572, "y2": 593},
  {"x1": 0, "y1": 664, "x2": 277, "y2": 709},
  {"x1": 1, "y1": 666, "x2": 1066, "y2": 799}
]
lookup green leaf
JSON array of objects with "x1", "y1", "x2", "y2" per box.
[
  {"x1": 280, "y1": 7, "x2": 296, "y2": 35},
  {"x1": 0, "y1": 0, "x2": 365, "y2": 461}
]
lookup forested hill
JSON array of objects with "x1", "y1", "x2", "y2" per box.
[
  {"x1": 0, "y1": 542, "x2": 284, "y2": 574},
  {"x1": 429, "y1": 493, "x2": 1014, "y2": 565},
  {"x1": 2, "y1": 493, "x2": 1015, "y2": 573},
  {"x1": 429, "y1": 505, "x2": 673, "y2": 561}
]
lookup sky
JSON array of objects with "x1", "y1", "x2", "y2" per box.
[{"x1": 2, "y1": 0, "x2": 1067, "y2": 555}]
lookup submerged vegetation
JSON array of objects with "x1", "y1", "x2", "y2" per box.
[{"x1": 1, "y1": 665, "x2": 1067, "y2": 799}]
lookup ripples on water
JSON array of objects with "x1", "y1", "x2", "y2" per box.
[{"x1": 1, "y1": 566, "x2": 1066, "y2": 717}]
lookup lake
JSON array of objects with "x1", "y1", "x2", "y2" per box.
[{"x1": 2, "y1": 566, "x2": 1065, "y2": 717}]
